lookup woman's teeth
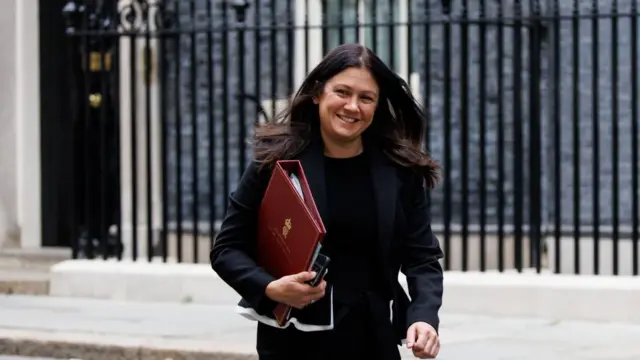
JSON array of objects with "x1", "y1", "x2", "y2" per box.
[{"x1": 338, "y1": 115, "x2": 358, "y2": 123}]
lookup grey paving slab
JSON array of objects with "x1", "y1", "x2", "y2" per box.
[
  {"x1": 1, "y1": 294, "x2": 639, "y2": 360},
  {"x1": 0, "y1": 358, "x2": 62, "y2": 360}
]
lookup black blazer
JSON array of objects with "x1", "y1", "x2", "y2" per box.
[{"x1": 210, "y1": 137, "x2": 444, "y2": 343}]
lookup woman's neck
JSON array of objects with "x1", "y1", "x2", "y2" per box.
[{"x1": 323, "y1": 138, "x2": 363, "y2": 159}]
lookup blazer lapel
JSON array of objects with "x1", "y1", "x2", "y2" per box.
[
  {"x1": 296, "y1": 138, "x2": 329, "y2": 225},
  {"x1": 368, "y1": 148, "x2": 398, "y2": 262}
]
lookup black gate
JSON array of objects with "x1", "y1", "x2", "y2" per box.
[{"x1": 57, "y1": 0, "x2": 640, "y2": 276}]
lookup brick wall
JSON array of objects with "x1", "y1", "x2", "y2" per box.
[
  {"x1": 163, "y1": 0, "x2": 294, "y2": 227},
  {"x1": 162, "y1": 0, "x2": 639, "y2": 232}
]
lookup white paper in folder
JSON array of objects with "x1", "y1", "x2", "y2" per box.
[{"x1": 289, "y1": 173, "x2": 304, "y2": 200}]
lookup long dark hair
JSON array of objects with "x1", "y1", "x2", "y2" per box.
[{"x1": 252, "y1": 43, "x2": 440, "y2": 188}]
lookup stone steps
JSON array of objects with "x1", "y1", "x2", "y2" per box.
[
  {"x1": 0, "y1": 247, "x2": 69, "y2": 295},
  {"x1": 0, "y1": 270, "x2": 49, "y2": 295}
]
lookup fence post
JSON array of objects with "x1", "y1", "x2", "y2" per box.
[
  {"x1": 62, "y1": 0, "x2": 81, "y2": 260},
  {"x1": 528, "y1": 5, "x2": 544, "y2": 273},
  {"x1": 232, "y1": 0, "x2": 250, "y2": 177}
]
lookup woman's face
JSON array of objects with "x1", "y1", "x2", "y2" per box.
[{"x1": 314, "y1": 67, "x2": 379, "y2": 152}]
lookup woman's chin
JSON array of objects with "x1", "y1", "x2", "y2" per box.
[
  {"x1": 332, "y1": 121, "x2": 364, "y2": 137},
  {"x1": 329, "y1": 131, "x2": 364, "y2": 145}
]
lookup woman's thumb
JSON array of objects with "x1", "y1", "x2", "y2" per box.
[
  {"x1": 406, "y1": 324, "x2": 417, "y2": 349},
  {"x1": 295, "y1": 271, "x2": 316, "y2": 282}
]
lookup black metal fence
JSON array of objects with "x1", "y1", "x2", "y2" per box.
[{"x1": 59, "y1": 0, "x2": 639, "y2": 276}]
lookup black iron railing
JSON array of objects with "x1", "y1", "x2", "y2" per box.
[{"x1": 57, "y1": 0, "x2": 639, "y2": 276}]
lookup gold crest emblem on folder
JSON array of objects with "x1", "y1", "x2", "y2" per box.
[{"x1": 282, "y1": 218, "x2": 292, "y2": 238}]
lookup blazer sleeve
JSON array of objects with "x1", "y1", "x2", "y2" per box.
[
  {"x1": 210, "y1": 162, "x2": 278, "y2": 314},
  {"x1": 400, "y1": 174, "x2": 445, "y2": 333}
]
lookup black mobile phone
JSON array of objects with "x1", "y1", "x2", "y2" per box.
[{"x1": 307, "y1": 253, "x2": 331, "y2": 287}]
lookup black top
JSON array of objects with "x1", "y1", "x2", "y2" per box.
[{"x1": 321, "y1": 152, "x2": 387, "y2": 319}]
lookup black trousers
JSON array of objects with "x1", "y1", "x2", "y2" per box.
[{"x1": 256, "y1": 302, "x2": 401, "y2": 360}]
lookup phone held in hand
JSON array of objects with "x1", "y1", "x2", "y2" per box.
[{"x1": 307, "y1": 253, "x2": 330, "y2": 287}]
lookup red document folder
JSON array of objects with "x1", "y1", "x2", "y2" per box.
[{"x1": 256, "y1": 160, "x2": 327, "y2": 326}]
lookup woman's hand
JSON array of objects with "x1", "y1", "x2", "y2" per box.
[
  {"x1": 406, "y1": 322, "x2": 440, "y2": 358},
  {"x1": 265, "y1": 271, "x2": 327, "y2": 309}
]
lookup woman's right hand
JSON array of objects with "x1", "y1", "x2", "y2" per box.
[{"x1": 265, "y1": 271, "x2": 327, "y2": 309}]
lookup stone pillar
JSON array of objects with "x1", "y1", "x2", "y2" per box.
[
  {"x1": 0, "y1": 0, "x2": 18, "y2": 249},
  {"x1": 0, "y1": 0, "x2": 40, "y2": 249},
  {"x1": 16, "y1": 0, "x2": 42, "y2": 249}
]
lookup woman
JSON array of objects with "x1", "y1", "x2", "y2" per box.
[{"x1": 210, "y1": 43, "x2": 444, "y2": 360}]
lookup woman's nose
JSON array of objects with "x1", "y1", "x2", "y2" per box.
[{"x1": 344, "y1": 98, "x2": 359, "y2": 112}]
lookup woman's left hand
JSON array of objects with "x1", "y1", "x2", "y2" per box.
[{"x1": 406, "y1": 321, "x2": 440, "y2": 358}]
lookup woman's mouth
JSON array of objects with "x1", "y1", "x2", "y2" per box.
[{"x1": 337, "y1": 114, "x2": 358, "y2": 124}]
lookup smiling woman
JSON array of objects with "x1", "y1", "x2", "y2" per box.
[
  {"x1": 313, "y1": 67, "x2": 379, "y2": 158},
  {"x1": 211, "y1": 43, "x2": 444, "y2": 360}
]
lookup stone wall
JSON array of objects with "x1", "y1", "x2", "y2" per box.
[{"x1": 162, "y1": 0, "x2": 639, "y2": 232}]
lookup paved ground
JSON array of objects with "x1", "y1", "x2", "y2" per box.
[
  {"x1": 0, "y1": 358, "x2": 60, "y2": 360},
  {"x1": 1, "y1": 294, "x2": 639, "y2": 360}
]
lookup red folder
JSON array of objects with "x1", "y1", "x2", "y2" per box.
[{"x1": 256, "y1": 160, "x2": 327, "y2": 326}]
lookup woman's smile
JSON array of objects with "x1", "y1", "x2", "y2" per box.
[{"x1": 337, "y1": 114, "x2": 359, "y2": 124}]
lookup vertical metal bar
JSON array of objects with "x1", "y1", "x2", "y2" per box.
[
  {"x1": 174, "y1": 0, "x2": 183, "y2": 262},
  {"x1": 130, "y1": 20, "x2": 139, "y2": 261},
  {"x1": 571, "y1": 0, "x2": 581, "y2": 274},
  {"x1": 145, "y1": 7, "x2": 154, "y2": 262},
  {"x1": 255, "y1": 0, "x2": 262, "y2": 123},
  {"x1": 190, "y1": 0, "x2": 199, "y2": 263},
  {"x1": 388, "y1": 0, "x2": 395, "y2": 69},
  {"x1": 406, "y1": 0, "x2": 413, "y2": 127},
  {"x1": 82, "y1": 7, "x2": 94, "y2": 259},
  {"x1": 287, "y1": 0, "x2": 294, "y2": 96},
  {"x1": 442, "y1": 7, "x2": 452, "y2": 270},
  {"x1": 355, "y1": 0, "x2": 361, "y2": 43},
  {"x1": 304, "y1": 0, "x2": 310, "y2": 74},
  {"x1": 460, "y1": 0, "x2": 469, "y2": 271},
  {"x1": 99, "y1": 27, "x2": 109, "y2": 260},
  {"x1": 222, "y1": 3, "x2": 230, "y2": 213},
  {"x1": 270, "y1": 0, "x2": 277, "y2": 118},
  {"x1": 529, "y1": 0, "x2": 543, "y2": 273},
  {"x1": 238, "y1": 15, "x2": 247, "y2": 178},
  {"x1": 513, "y1": 0, "x2": 524, "y2": 272},
  {"x1": 113, "y1": 1, "x2": 122, "y2": 261},
  {"x1": 552, "y1": 0, "x2": 562, "y2": 273},
  {"x1": 372, "y1": 0, "x2": 378, "y2": 51},
  {"x1": 610, "y1": 0, "x2": 620, "y2": 275},
  {"x1": 407, "y1": 0, "x2": 413, "y2": 91},
  {"x1": 160, "y1": 5, "x2": 169, "y2": 262},
  {"x1": 339, "y1": 0, "x2": 345, "y2": 44},
  {"x1": 423, "y1": 0, "x2": 431, "y2": 208},
  {"x1": 207, "y1": 0, "x2": 216, "y2": 247},
  {"x1": 591, "y1": 0, "x2": 600, "y2": 275},
  {"x1": 65, "y1": 8, "x2": 79, "y2": 260},
  {"x1": 478, "y1": 0, "x2": 487, "y2": 272},
  {"x1": 631, "y1": 0, "x2": 639, "y2": 276},
  {"x1": 497, "y1": 0, "x2": 505, "y2": 272},
  {"x1": 321, "y1": 0, "x2": 328, "y2": 53}
]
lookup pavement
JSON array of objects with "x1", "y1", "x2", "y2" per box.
[
  {"x1": 0, "y1": 358, "x2": 60, "y2": 360},
  {"x1": 1, "y1": 294, "x2": 640, "y2": 360}
]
